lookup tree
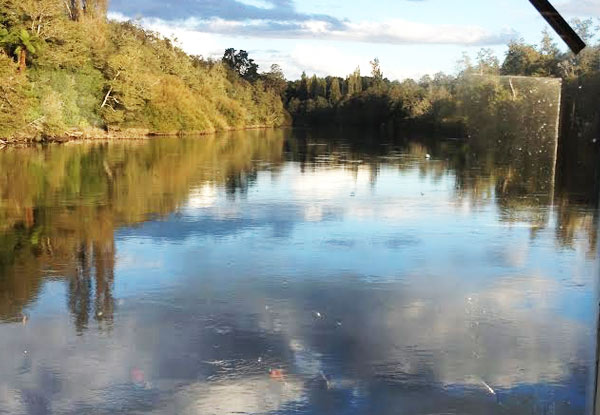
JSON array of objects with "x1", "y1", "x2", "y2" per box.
[
  {"x1": 540, "y1": 29, "x2": 560, "y2": 57},
  {"x1": 298, "y1": 71, "x2": 309, "y2": 100},
  {"x1": 570, "y1": 18, "x2": 596, "y2": 44},
  {"x1": 354, "y1": 67, "x2": 362, "y2": 94},
  {"x1": 263, "y1": 64, "x2": 287, "y2": 96},
  {"x1": 16, "y1": 0, "x2": 65, "y2": 38},
  {"x1": 346, "y1": 74, "x2": 355, "y2": 96},
  {"x1": 83, "y1": 0, "x2": 108, "y2": 19},
  {"x1": 329, "y1": 77, "x2": 341, "y2": 103},
  {"x1": 457, "y1": 52, "x2": 474, "y2": 76},
  {"x1": 1, "y1": 28, "x2": 43, "y2": 72},
  {"x1": 536, "y1": 29, "x2": 562, "y2": 76},
  {"x1": 0, "y1": 53, "x2": 29, "y2": 136},
  {"x1": 310, "y1": 74, "x2": 320, "y2": 98},
  {"x1": 370, "y1": 57, "x2": 383, "y2": 90},
  {"x1": 346, "y1": 67, "x2": 362, "y2": 96},
  {"x1": 475, "y1": 48, "x2": 500, "y2": 75},
  {"x1": 501, "y1": 40, "x2": 541, "y2": 76},
  {"x1": 222, "y1": 48, "x2": 259, "y2": 82},
  {"x1": 65, "y1": 0, "x2": 106, "y2": 20},
  {"x1": 319, "y1": 78, "x2": 327, "y2": 98}
]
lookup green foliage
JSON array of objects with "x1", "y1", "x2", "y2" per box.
[
  {"x1": 0, "y1": 27, "x2": 44, "y2": 71},
  {"x1": 222, "y1": 48, "x2": 259, "y2": 82},
  {"x1": 370, "y1": 58, "x2": 384, "y2": 90},
  {"x1": 0, "y1": 54, "x2": 29, "y2": 137},
  {"x1": 329, "y1": 78, "x2": 342, "y2": 103},
  {"x1": 501, "y1": 41, "x2": 543, "y2": 76},
  {"x1": 263, "y1": 64, "x2": 287, "y2": 97},
  {"x1": 28, "y1": 66, "x2": 105, "y2": 133},
  {"x1": 0, "y1": 1, "x2": 289, "y2": 140},
  {"x1": 287, "y1": 28, "x2": 600, "y2": 131}
]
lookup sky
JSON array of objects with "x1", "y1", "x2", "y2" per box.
[{"x1": 107, "y1": 0, "x2": 600, "y2": 81}]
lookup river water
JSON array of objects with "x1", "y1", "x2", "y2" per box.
[{"x1": 0, "y1": 128, "x2": 598, "y2": 414}]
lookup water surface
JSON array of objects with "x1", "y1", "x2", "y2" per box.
[{"x1": 0, "y1": 128, "x2": 598, "y2": 415}]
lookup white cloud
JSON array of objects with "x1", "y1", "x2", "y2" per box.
[
  {"x1": 333, "y1": 19, "x2": 514, "y2": 45},
  {"x1": 108, "y1": 12, "x2": 224, "y2": 58},
  {"x1": 289, "y1": 44, "x2": 366, "y2": 78},
  {"x1": 106, "y1": 11, "x2": 512, "y2": 80},
  {"x1": 109, "y1": 13, "x2": 514, "y2": 47},
  {"x1": 137, "y1": 18, "x2": 226, "y2": 58},
  {"x1": 557, "y1": 0, "x2": 600, "y2": 17},
  {"x1": 236, "y1": 0, "x2": 275, "y2": 9},
  {"x1": 287, "y1": 43, "x2": 429, "y2": 80}
]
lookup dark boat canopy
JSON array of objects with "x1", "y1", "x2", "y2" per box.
[{"x1": 529, "y1": 0, "x2": 586, "y2": 54}]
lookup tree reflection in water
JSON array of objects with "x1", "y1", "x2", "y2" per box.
[{"x1": 0, "y1": 78, "x2": 598, "y2": 414}]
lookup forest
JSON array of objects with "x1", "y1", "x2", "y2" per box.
[
  {"x1": 0, "y1": 0, "x2": 290, "y2": 141},
  {"x1": 0, "y1": 1, "x2": 598, "y2": 142},
  {"x1": 286, "y1": 23, "x2": 600, "y2": 135}
]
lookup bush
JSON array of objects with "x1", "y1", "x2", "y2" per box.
[{"x1": 0, "y1": 55, "x2": 29, "y2": 138}]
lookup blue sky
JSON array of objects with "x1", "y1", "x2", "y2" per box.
[{"x1": 108, "y1": 0, "x2": 600, "y2": 80}]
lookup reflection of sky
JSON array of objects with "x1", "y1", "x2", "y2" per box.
[
  {"x1": 116, "y1": 164, "x2": 596, "y2": 324},
  {"x1": 1, "y1": 159, "x2": 598, "y2": 414}
]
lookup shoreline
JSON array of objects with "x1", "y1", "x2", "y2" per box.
[{"x1": 0, "y1": 124, "x2": 290, "y2": 147}]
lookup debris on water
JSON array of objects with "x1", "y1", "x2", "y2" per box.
[
  {"x1": 320, "y1": 371, "x2": 332, "y2": 389},
  {"x1": 481, "y1": 380, "x2": 496, "y2": 395},
  {"x1": 313, "y1": 311, "x2": 323, "y2": 319},
  {"x1": 215, "y1": 327, "x2": 231, "y2": 335},
  {"x1": 23, "y1": 350, "x2": 28, "y2": 354},
  {"x1": 131, "y1": 368, "x2": 151, "y2": 388},
  {"x1": 336, "y1": 320, "x2": 343, "y2": 327},
  {"x1": 131, "y1": 368, "x2": 144, "y2": 384},
  {"x1": 203, "y1": 360, "x2": 228, "y2": 366},
  {"x1": 270, "y1": 368, "x2": 285, "y2": 380}
]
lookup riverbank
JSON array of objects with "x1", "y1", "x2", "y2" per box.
[
  {"x1": 0, "y1": 7, "x2": 290, "y2": 143},
  {"x1": 0, "y1": 123, "x2": 292, "y2": 146}
]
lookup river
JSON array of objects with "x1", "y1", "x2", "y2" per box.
[{"x1": 0, "y1": 127, "x2": 598, "y2": 414}]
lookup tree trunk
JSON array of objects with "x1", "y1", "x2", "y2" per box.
[
  {"x1": 72, "y1": 0, "x2": 83, "y2": 21},
  {"x1": 18, "y1": 49, "x2": 27, "y2": 73}
]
